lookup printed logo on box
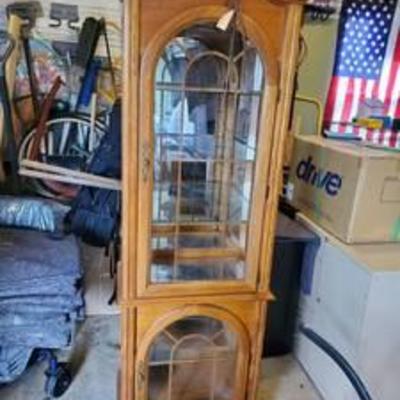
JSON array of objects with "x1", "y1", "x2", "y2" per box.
[{"x1": 296, "y1": 156, "x2": 343, "y2": 197}]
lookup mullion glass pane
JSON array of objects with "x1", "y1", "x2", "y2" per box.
[
  {"x1": 148, "y1": 316, "x2": 238, "y2": 400},
  {"x1": 186, "y1": 54, "x2": 229, "y2": 89},
  {"x1": 153, "y1": 160, "x2": 177, "y2": 223},
  {"x1": 238, "y1": 47, "x2": 264, "y2": 92},
  {"x1": 234, "y1": 95, "x2": 262, "y2": 161},
  {"x1": 151, "y1": 260, "x2": 245, "y2": 283},
  {"x1": 228, "y1": 162, "x2": 253, "y2": 222}
]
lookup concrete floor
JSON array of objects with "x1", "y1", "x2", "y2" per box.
[
  {"x1": 0, "y1": 315, "x2": 320, "y2": 400},
  {"x1": 258, "y1": 357, "x2": 321, "y2": 400},
  {"x1": 0, "y1": 316, "x2": 120, "y2": 400}
]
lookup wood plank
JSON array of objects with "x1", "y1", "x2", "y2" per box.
[
  {"x1": 20, "y1": 159, "x2": 121, "y2": 189},
  {"x1": 19, "y1": 167, "x2": 121, "y2": 190},
  {"x1": 152, "y1": 222, "x2": 248, "y2": 235},
  {"x1": 152, "y1": 247, "x2": 245, "y2": 264},
  {"x1": 250, "y1": 4, "x2": 304, "y2": 397},
  {"x1": 120, "y1": 0, "x2": 140, "y2": 303},
  {"x1": 118, "y1": 291, "x2": 273, "y2": 307}
]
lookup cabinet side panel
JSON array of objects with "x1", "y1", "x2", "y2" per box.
[
  {"x1": 258, "y1": 4, "x2": 303, "y2": 291},
  {"x1": 122, "y1": 0, "x2": 140, "y2": 301}
]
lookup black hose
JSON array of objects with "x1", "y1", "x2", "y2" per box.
[{"x1": 299, "y1": 325, "x2": 373, "y2": 400}]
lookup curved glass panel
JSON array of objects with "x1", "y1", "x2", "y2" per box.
[
  {"x1": 152, "y1": 23, "x2": 265, "y2": 284},
  {"x1": 186, "y1": 54, "x2": 232, "y2": 88},
  {"x1": 147, "y1": 316, "x2": 239, "y2": 400}
]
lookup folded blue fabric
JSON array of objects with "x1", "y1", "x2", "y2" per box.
[
  {"x1": 0, "y1": 196, "x2": 58, "y2": 232},
  {"x1": 0, "y1": 214, "x2": 83, "y2": 384},
  {"x1": 0, "y1": 311, "x2": 69, "y2": 326},
  {"x1": 0, "y1": 316, "x2": 75, "y2": 348},
  {"x1": 0, "y1": 292, "x2": 84, "y2": 314},
  {"x1": 0, "y1": 229, "x2": 81, "y2": 284},
  {"x1": 0, "y1": 346, "x2": 33, "y2": 383},
  {"x1": 0, "y1": 278, "x2": 80, "y2": 298}
]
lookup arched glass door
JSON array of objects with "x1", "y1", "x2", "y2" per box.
[
  {"x1": 146, "y1": 316, "x2": 241, "y2": 400},
  {"x1": 148, "y1": 22, "x2": 267, "y2": 286}
]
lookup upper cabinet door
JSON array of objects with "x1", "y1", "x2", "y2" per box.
[{"x1": 137, "y1": 8, "x2": 279, "y2": 297}]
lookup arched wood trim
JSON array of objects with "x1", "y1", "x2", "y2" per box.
[
  {"x1": 141, "y1": 5, "x2": 279, "y2": 88},
  {"x1": 136, "y1": 304, "x2": 250, "y2": 399}
]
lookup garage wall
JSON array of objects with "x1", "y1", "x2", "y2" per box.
[
  {"x1": 0, "y1": 0, "x2": 123, "y2": 58},
  {"x1": 294, "y1": 18, "x2": 340, "y2": 135}
]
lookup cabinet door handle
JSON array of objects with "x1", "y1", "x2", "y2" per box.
[{"x1": 141, "y1": 143, "x2": 151, "y2": 182}]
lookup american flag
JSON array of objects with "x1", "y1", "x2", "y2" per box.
[{"x1": 324, "y1": 0, "x2": 400, "y2": 148}]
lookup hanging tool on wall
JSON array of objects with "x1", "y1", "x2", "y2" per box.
[
  {"x1": 74, "y1": 17, "x2": 117, "y2": 111},
  {"x1": 28, "y1": 76, "x2": 64, "y2": 160},
  {"x1": 305, "y1": 1, "x2": 336, "y2": 22},
  {"x1": 6, "y1": 1, "x2": 43, "y2": 121},
  {"x1": 0, "y1": 32, "x2": 19, "y2": 192},
  {"x1": 0, "y1": 14, "x2": 24, "y2": 178},
  {"x1": 48, "y1": 3, "x2": 80, "y2": 80},
  {"x1": 49, "y1": 3, "x2": 80, "y2": 30},
  {"x1": 76, "y1": 59, "x2": 102, "y2": 109},
  {"x1": 6, "y1": 15, "x2": 24, "y2": 144}
]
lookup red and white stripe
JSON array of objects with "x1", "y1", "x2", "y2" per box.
[{"x1": 324, "y1": 3, "x2": 400, "y2": 148}]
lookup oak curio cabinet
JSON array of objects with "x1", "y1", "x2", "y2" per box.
[{"x1": 121, "y1": 1, "x2": 303, "y2": 399}]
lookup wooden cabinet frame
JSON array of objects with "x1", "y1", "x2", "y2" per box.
[
  {"x1": 136, "y1": 5, "x2": 279, "y2": 298},
  {"x1": 120, "y1": 1, "x2": 303, "y2": 399}
]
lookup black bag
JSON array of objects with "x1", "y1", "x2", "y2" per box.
[{"x1": 65, "y1": 100, "x2": 121, "y2": 247}]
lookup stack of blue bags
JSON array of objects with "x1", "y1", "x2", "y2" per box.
[{"x1": 0, "y1": 197, "x2": 83, "y2": 383}]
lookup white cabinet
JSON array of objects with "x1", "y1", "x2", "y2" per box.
[{"x1": 296, "y1": 214, "x2": 400, "y2": 400}]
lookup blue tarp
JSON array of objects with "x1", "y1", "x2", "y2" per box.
[{"x1": 0, "y1": 221, "x2": 83, "y2": 383}]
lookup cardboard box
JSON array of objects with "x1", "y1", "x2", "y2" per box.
[{"x1": 287, "y1": 135, "x2": 400, "y2": 243}]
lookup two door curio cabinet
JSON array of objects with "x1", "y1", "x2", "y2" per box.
[{"x1": 121, "y1": 1, "x2": 303, "y2": 399}]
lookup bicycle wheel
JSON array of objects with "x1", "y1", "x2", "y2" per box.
[{"x1": 19, "y1": 114, "x2": 108, "y2": 200}]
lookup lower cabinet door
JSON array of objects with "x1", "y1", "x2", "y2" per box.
[{"x1": 136, "y1": 304, "x2": 251, "y2": 400}]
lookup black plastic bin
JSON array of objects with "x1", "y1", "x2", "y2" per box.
[{"x1": 263, "y1": 213, "x2": 319, "y2": 357}]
